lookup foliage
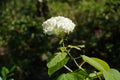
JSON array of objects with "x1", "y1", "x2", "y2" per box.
[
  {"x1": 103, "y1": 69, "x2": 120, "y2": 80},
  {"x1": 0, "y1": 66, "x2": 16, "y2": 80},
  {"x1": 47, "y1": 39, "x2": 120, "y2": 80},
  {"x1": 0, "y1": 0, "x2": 120, "y2": 80}
]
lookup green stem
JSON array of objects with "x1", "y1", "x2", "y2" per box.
[
  {"x1": 79, "y1": 61, "x2": 85, "y2": 68},
  {"x1": 73, "y1": 59, "x2": 80, "y2": 68},
  {"x1": 89, "y1": 71, "x2": 102, "y2": 79},
  {"x1": 61, "y1": 39, "x2": 84, "y2": 70},
  {"x1": 66, "y1": 51, "x2": 84, "y2": 70},
  {"x1": 74, "y1": 56, "x2": 81, "y2": 59},
  {"x1": 64, "y1": 65, "x2": 73, "y2": 72},
  {"x1": 94, "y1": 71, "x2": 102, "y2": 80}
]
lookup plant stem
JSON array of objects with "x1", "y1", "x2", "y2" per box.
[
  {"x1": 67, "y1": 52, "x2": 84, "y2": 70},
  {"x1": 79, "y1": 61, "x2": 85, "y2": 67},
  {"x1": 65, "y1": 47, "x2": 84, "y2": 70},
  {"x1": 64, "y1": 65, "x2": 73, "y2": 72},
  {"x1": 73, "y1": 59, "x2": 80, "y2": 68},
  {"x1": 89, "y1": 71, "x2": 102, "y2": 80},
  {"x1": 61, "y1": 39, "x2": 84, "y2": 70},
  {"x1": 74, "y1": 56, "x2": 81, "y2": 59},
  {"x1": 94, "y1": 71, "x2": 102, "y2": 80}
]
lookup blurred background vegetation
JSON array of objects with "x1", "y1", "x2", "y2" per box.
[{"x1": 0, "y1": 0, "x2": 120, "y2": 80}]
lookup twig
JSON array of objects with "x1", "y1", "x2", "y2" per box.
[
  {"x1": 79, "y1": 61, "x2": 85, "y2": 67},
  {"x1": 94, "y1": 71, "x2": 102, "y2": 80},
  {"x1": 64, "y1": 65, "x2": 73, "y2": 72}
]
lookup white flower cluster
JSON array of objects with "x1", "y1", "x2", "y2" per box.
[{"x1": 42, "y1": 16, "x2": 75, "y2": 35}]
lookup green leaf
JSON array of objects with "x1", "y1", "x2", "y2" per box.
[
  {"x1": 56, "y1": 73, "x2": 76, "y2": 80},
  {"x1": 71, "y1": 70, "x2": 88, "y2": 80},
  {"x1": 59, "y1": 47, "x2": 67, "y2": 52},
  {"x1": 47, "y1": 52, "x2": 69, "y2": 76},
  {"x1": 1, "y1": 67, "x2": 9, "y2": 77},
  {"x1": 48, "y1": 57, "x2": 69, "y2": 76},
  {"x1": 81, "y1": 55, "x2": 110, "y2": 72},
  {"x1": 109, "y1": 69, "x2": 120, "y2": 80},
  {"x1": 77, "y1": 45, "x2": 85, "y2": 48},
  {"x1": 1, "y1": 67, "x2": 9, "y2": 80},
  {"x1": 10, "y1": 65, "x2": 16, "y2": 72},
  {"x1": 89, "y1": 72, "x2": 102, "y2": 78},
  {"x1": 68, "y1": 45, "x2": 81, "y2": 50},
  {"x1": 57, "y1": 70, "x2": 88, "y2": 80},
  {"x1": 92, "y1": 58, "x2": 110, "y2": 71},
  {"x1": 103, "y1": 71, "x2": 114, "y2": 80},
  {"x1": 47, "y1": 52, "x2": 67, "y2": 68},
  {"x1": 103, "y1": 69, "x2": 120, "y2": 80}
]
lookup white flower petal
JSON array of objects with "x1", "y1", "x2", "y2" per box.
[{"x1": 42, "y1": 16, "x2": 75, "y2": 35}]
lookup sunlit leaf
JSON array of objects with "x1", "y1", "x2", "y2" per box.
[
  {"x1": 82, "y1": 55, "x2": 110, "y2": 72},
  {"x1": 92, "y1": 58, "x2": 110, "y2": 71},
  {"x1": 103, "y1": 69, "x2": 120, "y2": 80},
  {"x1": 57, "y1": 70, "x2": 87, "y2": 80},
  {"x1": 59, "y1": 47, "x2": 67, "y2": 52},
  {"x1": 56, "y1": 73, "x2": 75, "y2": 80},
  {"x1": 47, "y1": 52, "x2": 67, "y2": 68},
  {"x1": 47, "y1": 52, "x2": 69, "y2": 76},
  {"x1": 1, "y1": 67, "x2": 10, "y2": 80},
  {"x1": 48, "y1": 57, "x2": 69, "y2": 76},
  {"x1": 68, "y1": 45, "x2": 81, "y2": 50}
]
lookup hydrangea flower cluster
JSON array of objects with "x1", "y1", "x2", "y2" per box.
[{"x1": 42, "y1": 16, "x2": 75, "y2": 36}]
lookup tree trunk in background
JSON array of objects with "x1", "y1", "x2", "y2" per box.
[{"x1": 36, "y1": 0, "x2": 49, "y2": 18}]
